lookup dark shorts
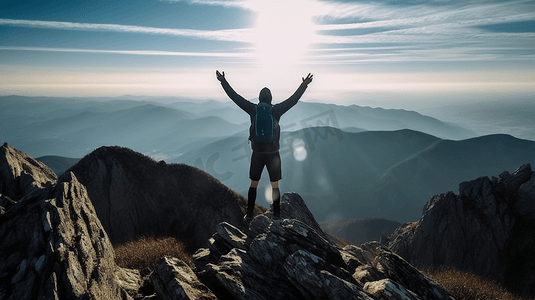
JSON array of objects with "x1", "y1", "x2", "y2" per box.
[{"x1": 249, "y1": 151, "x2": 281, "y2": 182}]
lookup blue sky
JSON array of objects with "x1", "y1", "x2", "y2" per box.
[{"x1": 1, "y1": 0, "x2": 534, "y2": 107}]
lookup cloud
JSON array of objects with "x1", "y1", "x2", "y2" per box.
[
  {"x1": 0, "y1": 46, "x2": 253, "y2": 58},
  {"x1": 0, "y1": 18, "x2": 254, "y2": 43}
]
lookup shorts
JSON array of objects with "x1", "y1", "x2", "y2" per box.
[{"x1": 249, "y1": 151, "x2": 282, "y2": 182}]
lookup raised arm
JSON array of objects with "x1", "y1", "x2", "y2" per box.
[
  {"x1": 274, "y1": 73, "x2": 313, "y2": 117},
  {"x1": 216, "y1": 70, "x2": 255, "y2": 114}
]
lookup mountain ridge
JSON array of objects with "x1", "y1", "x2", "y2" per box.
[
  {"x1": 176, "y1": 127, "x2": 535, "y2": 222},
  {"x1": 0, "y1": 95, "x2": 476, "y2": 158}
]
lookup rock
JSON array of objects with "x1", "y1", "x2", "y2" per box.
[
  {"x1": 516, "y1": 174, "x2": 535, "y2": 221},
  {"x1": 364, "y1": 279, "x2": 420, "y2": 300},
  {"x1": 151, "y1": 256, "x2": 217, "y2": 300},
  {"x1": 66, "y1": 146, "x2": 257, "y2": 251},
  {"x1": 283, "y1": 249, "x2": 372, "y2": 300},
  {"x1": 387, "y1": 164, "x2": 535, "y2": 297},
  {"x1": 346, "y1": 242, "x2": 452, "y2": 300},
  {"x1": 195, "y1": 193, "x2": 452, "y2": 300},
  {"x1": 0, "y1": 142, "x2": 57, "y2": 202},
  {"x1": 0, "y1": 171, "x2": 140, "y2": 299}
]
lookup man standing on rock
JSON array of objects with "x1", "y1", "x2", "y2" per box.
[{"x1": 216, "y1": 70, "x2": 313, "y2": 221}]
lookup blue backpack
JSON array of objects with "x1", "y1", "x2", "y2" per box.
[{"x1": 251, "y1": 102, "x2": 275, "y2": 143}]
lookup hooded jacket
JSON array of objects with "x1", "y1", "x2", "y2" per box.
[{"x1": 220, "y1": 78, "x2": 309, "y2": 153}]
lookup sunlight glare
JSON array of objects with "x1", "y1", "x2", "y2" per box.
[{"x1": 252, "y1": 0, "x2": 316, "y2": 67}]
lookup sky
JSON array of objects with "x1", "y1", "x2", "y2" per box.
[{"x1": 1, "y1": 0, "x2": 534, "y2": 108}]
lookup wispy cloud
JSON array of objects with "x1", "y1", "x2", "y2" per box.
[
  {"x1": 0, "y1": 46, "x2": 252, "y2": 58},
  {"x1": 0, "y1": 18, "x2": 254, "y2": 43}
]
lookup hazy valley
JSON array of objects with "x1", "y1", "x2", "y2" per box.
[{"x1": 2, "y1": 95, "x2": 535, "y2": 224}]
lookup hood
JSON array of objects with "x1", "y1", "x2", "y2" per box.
[{"x1": 259, "y1": 87, "x2": 272, "y2": 104}]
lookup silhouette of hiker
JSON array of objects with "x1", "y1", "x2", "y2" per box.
[{"x1": 216, "y1": 70, "x2": 313, "y2": 221}]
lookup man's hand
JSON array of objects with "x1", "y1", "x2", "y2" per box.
[
  {"x1": 302, "y1": 73, "x2": 313, "y2": 85},
  {"x1": 216, "y1": 70, "x2": 225, "y2": 82}
]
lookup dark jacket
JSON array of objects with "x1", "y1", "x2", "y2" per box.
[{"x1": 220, "y1": 79, "x2": 308, "y2": 153}]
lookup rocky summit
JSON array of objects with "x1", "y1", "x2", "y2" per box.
[
  {"x1": 387, "y1": 164, "x2": 535, "y2": 297},
  {"x1": 0, "y1": 143, "x2": 57, "y2": 203},
  {"x1": 190, "y1": 193, "x2": 453, "y2": 300}
]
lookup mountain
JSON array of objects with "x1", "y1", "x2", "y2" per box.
[
  {"x1": 66, "y1": 146, "x2": 259, "y2": 251},
  {"x1": 0, "y1": 95, "x2": 475, "y2": 160},
  {"x1": 281, "y1": 101, "x2": 475, "y2": 140},
  {"x1": 369, "y1": 133, "x2": 535, "y2": 220},
  {"x1": 175, "y1": 128, "x2": 535, "y2": 222},
  {"x1": 320, "y1": 217, "x2": 401, "y2": 245},
  {"x1": 0, "y1": 96, "x2": 243, "y2": 158},
  {"x1": 386, "y1": 164, "x2": 535, "y2": 298},
  {"x1": 36, "y1": 155, "x2": 80, "y2": 176}
]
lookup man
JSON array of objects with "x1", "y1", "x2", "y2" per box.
[{"x1": 216, "y1": 70, "x2": 313, "y2": 221}]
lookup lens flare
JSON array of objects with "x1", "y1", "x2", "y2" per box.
[{"x1": 292, "y1": 138, "x2": 307, "y2": 161}]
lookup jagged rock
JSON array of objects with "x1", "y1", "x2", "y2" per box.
[
  {"x1": 345, "y1": 243, "x2": 452, "y2": 300},
  {"x1": 0, "y1": 142, "x2": 57, "y2": 202},
  {"x1": 0, "y1": 171, "x2": 140, "y2": 299},
  {"x1": 194, "y1": 193, "x2": 452, "y2": 300},
  {"x1": 364, "y1": 279, "x2": 420, "y2": 300},
  {"x1": 67, "y1": 146, "x2": 257, "y2": 251},
  {"x1": 516, "y1": 173, "x2": 535, "y2": 220},
  {"x1": 283, "y1": 249, "x2": 372, "y2": 300},
  {"x1": 151, "y1": 256, "x2": 217, "y2": 300},
  {"x1": 387, "y1": 164, "x2": 535, "y2": 297}
]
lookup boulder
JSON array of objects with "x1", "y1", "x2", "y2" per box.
[
  {"x1": 0, "y1": 171, "x2": 140, "y2": 299},
  {"x1": 194, "y1": 193, "x2": 452, "y2": 300},
  {"x1": 387, "y1": 164, "x2": 535, "y2": 297},
  {"x1": 0, "y1": 142, "x2": 57, "y2": 202},
  {"x1": 364, "y1": 279, "x2": 420, "y2": 300},
  {"x1": 151, "y1": 256, "x2": 217, "y2": 300}
]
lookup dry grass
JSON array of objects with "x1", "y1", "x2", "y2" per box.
[
  {"x1": 422, "y1": 267, "x2": 533, "y2": 300},
  {"x1": 114, "y1": 236, "x2": 193, "y2": 274},
  {"x1": 328, "y1": 233, "x2": 352, "y2": 248}
]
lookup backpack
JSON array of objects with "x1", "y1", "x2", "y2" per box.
[{"x1": 251, "y1": 102, "x2": 275, "y2": 143}]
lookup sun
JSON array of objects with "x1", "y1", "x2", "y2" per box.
[{"x1": 251, "y1": 0, "x2": 316, "y2": 67}]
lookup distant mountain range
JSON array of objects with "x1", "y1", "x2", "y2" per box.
[
  {"x1": 1, "y1": 95, "x2": 474, "y2": 159},
  {"x1": 2, "y1": 95, "x2": 535, "y2": 223}
]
